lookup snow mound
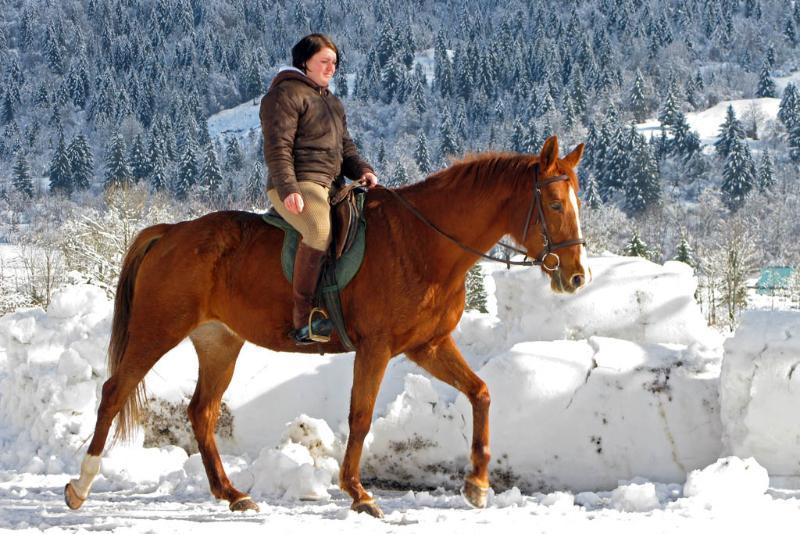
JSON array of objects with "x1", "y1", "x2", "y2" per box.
[
  {"x1": 247, "y1": 415, "x2": 341, "y2": 501},
  {"x1": 720, "y1": 310, "x2": 800, "y2": 476},
  {"x1": 609, "y1": 480, "x2": 661, "y2": 512},
  {"x1": 682, "y1": 457, "x2": 769, "y2": 506},
  {"x1": 362, "y1": 374, "x2": 469, "y2": 489}
]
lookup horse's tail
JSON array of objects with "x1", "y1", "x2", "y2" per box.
[{"x1": 108, "y1": 223, "x2": 171, "y2": 444}]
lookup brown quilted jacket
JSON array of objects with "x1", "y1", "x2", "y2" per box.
[{"x1": 260, "y1": 69, "x2": 374, "y2": 201}]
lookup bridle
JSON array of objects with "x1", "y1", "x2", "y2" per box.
[
  {"x1": 375, "y1": 165, "x2": 587, "y2": 270},
  {"x1": 515, "y1": 173, "x2": 587, "y2": 271}
]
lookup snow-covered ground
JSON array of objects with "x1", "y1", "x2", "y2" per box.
[{"x1": 2, "y1": 253, "x2": 800, "y2": 531}]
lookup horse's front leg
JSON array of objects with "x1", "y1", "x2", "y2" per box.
[
  {"x1": 406, "y1": 335, "x2": 491, "y2": 508},
  {"x1": 340, "y1": 342, "x2": 391, "y2": 518}
]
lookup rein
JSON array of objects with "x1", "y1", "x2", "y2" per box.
[{"x1": 374, "y1": 168, "x2": 586, "y2": 270}]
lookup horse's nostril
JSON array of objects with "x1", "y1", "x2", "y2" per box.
[{"x1": 571, "y1": 274, "x2": 584, "y2": 288}]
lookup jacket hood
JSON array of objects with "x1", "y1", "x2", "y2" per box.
[{"x1": 269, "y1": 67, "x2": 328, "y2": 94}]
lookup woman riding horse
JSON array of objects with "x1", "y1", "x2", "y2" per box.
[{"x1": 261, "y1": 34, "x2": 379, "y2": 345}]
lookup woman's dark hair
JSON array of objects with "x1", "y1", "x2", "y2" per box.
[{"x1": 292, "y1": 34, "x2": 339, "y2": 72}]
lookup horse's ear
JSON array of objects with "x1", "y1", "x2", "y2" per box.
[
  {"x1": 539, "y1": 136, "x2": 559, "y2": 173},
  {"x1": 563, "y1": 143, "x2": 585, "y2": 168}
]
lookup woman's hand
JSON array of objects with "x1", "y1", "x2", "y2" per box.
[
  {"x1": 360, "y1": 172, "x2": 378, "y2": 188},
  {"x1": 283, "y1": 193, "x2": 304, "y2": 215}
]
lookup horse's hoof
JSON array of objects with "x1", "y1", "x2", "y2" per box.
[
  {"x1": 64, "y1": 482, "x2": 85, "y2": 511},
  {"x1": 351, "y1": 499, "x2": 384, "y2": 518},
  {"x1": 229, "y1": 496, "x2": 260, "y2": 512},
  {"x1": 461, "y1": 478, "x2": 490, "y2": 508}
]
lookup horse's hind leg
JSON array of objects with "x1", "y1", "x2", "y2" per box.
[
  {"x1": 188, "y1": 322, "x2": 257, "y2": 512},
  {"x1": 65, "y1": 327, "x2": 186, "y2": 510},
  {"x1": 405, "y1": 335, "x2": 491, "y2": 508}
]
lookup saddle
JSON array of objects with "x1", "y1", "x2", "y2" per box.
[{"x1": 262, "y1": 183, "x2": 368, "y2": 351}]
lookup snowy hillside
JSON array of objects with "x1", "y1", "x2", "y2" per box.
[{"x1": 2, "y1": 254, "x2": 800, "y2": 531}]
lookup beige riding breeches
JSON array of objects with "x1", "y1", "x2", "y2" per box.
[{"x1": 267, "y1": 181, "x2": 332, "y2": 252}]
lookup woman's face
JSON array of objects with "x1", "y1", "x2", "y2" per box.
[{"x1": 304, "y1": 47, "x2": 337, "y2": 88}]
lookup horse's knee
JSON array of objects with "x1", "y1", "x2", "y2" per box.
[
  {"x1": 188, "y1": 400, "x2": 215, "y2": 431},
  {"x1": 471, "y1": 383, "x2": 490, "y2": 410},
  {"x1": 347, "y1": 411, "x2": 372, "y2": 440}
]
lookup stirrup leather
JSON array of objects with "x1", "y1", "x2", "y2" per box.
[{"x1": 307, "y1": 307, "x2": 332, "y2": 342}]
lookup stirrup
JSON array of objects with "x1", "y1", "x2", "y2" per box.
[{"x1": 292, "y1": 308, "x2": 333, "y2": 344}]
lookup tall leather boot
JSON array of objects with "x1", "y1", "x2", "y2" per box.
[{"x1": 291, "y1": 242, "x2": 333, "y2": 345}]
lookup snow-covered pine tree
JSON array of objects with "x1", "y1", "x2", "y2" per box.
[
  {"x1": 241, "y1": 55, "x2": 263, "y2": 102},
  {"x1": 129, "y1": 134, "x2": 150, "y2": 183},
  {"x1": 434, "y1": 32, "x2": 454, "y2": 99},
  {"x1": 49, "y1": 133, "x2": 72, "y2": 195},
  {"x1": 721, "y1": 137, "x2": 756, "y2": 210},
  {"x1": 673, "y1": 235, "x2": 695, "y2": 267},
  {"x1": 389, "y1": 162, "x2": 410, "y2": 187},
  {"x1": 629, "y1": 69, "x2": 648, "y2": 122},
  {"x1": 789, "y1": 122, "x2": 800, "y2": 162},
  {"x1": 200, "y1": 144, "x2": 223, "y2": 202},
  {"x1": 438, "y1": 114, "x2": 461, "y2": 162},
  {"x1": 409, "y1": 73, "x2": 427, "y2": 115},
  {"x1": 657, "y1": 85, "x2": 680, "y2": 129},
  {"x1": 150, "y1": 156, "x2": 167, "y2": 192},
  {"x1": 465, "y1": 264, "x2": 488, "y2": 313},
  {"x1": 104, "y1": 133, "x2": 132, "y2": 189},
  {"x1": 601, "y1": 128, "x2": 629, "y2": 198},
  {"x1": 755, "y1": 60, "x2": 776, "y2": 98},
  {"x1": 715, "y1": 105, "x2": 746, "y2": 158},
  {"x1": 785, "y1": 18, "x2": 797, "y2": 45},
  {"x1": 12, "y1": 151, "x2": 33, "y2": 198},
  {"x1": 224, "y1": 136, "x2": 244, "y2": 172},
  {"x1": 376, "y1": 138, "x2": 387, "y2": 170},
  {"x1": 778, "y1": 83, "x2": 799, "y2": 131},
  {"x1": 68, "y1": 134, "x2": 94, "y2": 192},
  {"x1": 624, "y1": 231, "x2": 653, "y2": 260},
  {"x1": 510, "y1": 120, "x2": 527, "y2": 153},
  {"x1": 245, "y1": 161, "x2": 264, "y2": 205},
  {"x1": 583, "y1": 175, "x2": 602, "y2": 209},
  {"x1": 671, "y1": 112, "x2": 701, "y2": 159},
  {"x1": 414, "y1": 131, "x2": 432, "y2": 175},
  {"x1": 624, "y1": 135, "x2": 660, "y2": 216},
  {"x1": 381, "y1": 58, "x2": 406, "y2": 104},
  {"x1": 1, "y1": 92, "x2": 13, "y2": 125},
  {"x1": 175, "y1": 135, "x2": 199, "y2": 200},
  {"x1": 758, "y1": 149, "x2": 775, "y2": 191}
]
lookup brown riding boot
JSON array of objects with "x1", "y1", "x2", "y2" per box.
[{"x1": 291, "y1": 243, "x2": 332, "y2": 344}]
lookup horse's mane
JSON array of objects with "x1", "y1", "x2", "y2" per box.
[{"x1": 400, "y1": 152, "x2": 539, "y2": 196}]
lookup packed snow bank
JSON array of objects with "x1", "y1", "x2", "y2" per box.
[
  {"x1": 721, "y1": 310, "x2": 800, "y2": 476},
  {"x1": 360, "y1": 338, "x2": 721, "y2": 492},
  {"x1": 493, "y1": 254, "x2": 720, "y2": 348},
  {"x1": 0, "y1": 254, "x2": 728, "y2": 495},
  {"x1": 0, "y1": 285, "x2": 112, "y2": 474}
]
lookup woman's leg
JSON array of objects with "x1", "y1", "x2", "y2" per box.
[{"x1": 267, "y1": 182, "x2": 333, "y2": 343}]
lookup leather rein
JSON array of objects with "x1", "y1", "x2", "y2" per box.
[{"x1": 375, "y1": 168, "x2": 586, "y2": 270}]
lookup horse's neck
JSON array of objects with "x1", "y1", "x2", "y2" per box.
[{"x1": 397, "y1": 173, "x2": 517, "y2": 279}]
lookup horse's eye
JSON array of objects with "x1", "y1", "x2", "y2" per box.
[{"x1": 550, "y1": 201, "x2": 563, "y2": 211}]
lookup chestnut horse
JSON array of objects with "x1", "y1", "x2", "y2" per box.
[{"x1": 65, "y1": 136, "x2": 589, "y2": 517}]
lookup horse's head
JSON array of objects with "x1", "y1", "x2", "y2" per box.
[{"x1": 513, "y1": 136, "x2": 590, "y2": 294}]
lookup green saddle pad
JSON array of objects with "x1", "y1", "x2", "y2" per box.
[{"x1": 261, "y1": 199, "x2": 366, "y2": 289}]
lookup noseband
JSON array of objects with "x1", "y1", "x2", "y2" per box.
[{"x1": 377, "y1": 167, "x2": 586, "y2": 270}]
